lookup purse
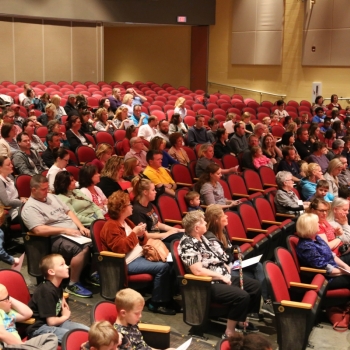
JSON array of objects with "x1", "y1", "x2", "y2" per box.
[
  {"x1": 326, "y1": 304, "x2": 350, "y2": 332},
  {"x1": 142, "y1": 238, "x2": 169, "y2": 262}
]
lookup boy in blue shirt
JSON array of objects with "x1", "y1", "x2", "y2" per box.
[
  {"x1": 312, "y1": 107, "x2": 325, "y2": 123},
  {"x1": 185, "y1": 191, "x2": 204, "y2": 212}
]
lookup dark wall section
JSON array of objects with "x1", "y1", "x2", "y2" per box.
[{"x1": 0, "y1": 0, "x2": 216, "y2": 25}]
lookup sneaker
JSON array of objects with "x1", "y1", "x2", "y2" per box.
[
  {"x1": 247, "y1": 313, "x2": 264, "y2": 321},
  {"x1": 221, "y1": 333, "x2": 229, "y2": 339},
  {"x1": 261, "y1": 300, "x2": 275, "y2": 316},
  {"x1": 235, "y1": 321, "x2": 259, "y2": 333},
  {"x1": 86, "y1": 272, "x2": 100, "y2": 287},
  {"x1": 154, "y1": 306, "x2": 176, "y2": 315},
  {"x1": 65, "y1": 282, "x2": 92, "y2": 298}
]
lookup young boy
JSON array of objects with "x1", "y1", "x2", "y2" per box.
[
  {"x1": 27, "y1": 254, "x2": 89, "y2": 344},
  {"x1": 207, "y1": 118, "x2": 219, "y2": 143},
  {"x1": 81, "y1": 321, "x2": 120, "y2": 350},
  {"x1": 0, "y1": 283, "x2": 58, "y2": 350},
  {"x1": 185, "y1": 191, "x2": 204, "y2": 212},
  {"x1": 307, "y1": 180, "x2": 334, "y2": 202},
  {"x1": 114, "y1": 288, "x2": 175, "y2": 350}
]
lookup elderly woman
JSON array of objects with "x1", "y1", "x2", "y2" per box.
[
  {"x1": 169, "y1": 113, "x2": 187, "y2": 136},
  {"x1": 46, "y1": 147, "x2": 70, "y2": 192},
  {"x1": 195, "y1": 163, "x2": 240, "y2": 209},
  {"x1": 309, "y1": 141, "x2": 329, "y2": 174},
  {"x1": 54, "y1": 171, "x2": 104, "y2": 226},
  {"x1": 97, "y1": 156, "x2": 131, "y2": 198},
  {"x1": 328, "y1": 198, "x2": 350, "y2": 244},
  {"x1": 119, "y1": 125, "x2": 138, "y2": 156},
  {"x1": 323, "y1": 158, "x2": 343, "y2": 197},
  {"x1": 94, "y1": 108, "x2": 116, "y2": 135},
  {"x1": 179, "y1": 210, "x2": 262, "y2": 337},
  {"x1": 149, "y1": 136, "x2": 178, "y2": 169},
  {"x1": 204, "y1": 205, "x2": 273, "y2": 318},
  {"x1": 91, "y1": 143, "x2": 113, "y2": 173},
  {"x1": 214, "y1": 128, "x2": 234, "y2": 159},
  {"x1": 174, "y1": 97, "x2": 187, "y2": 120},
  {"x1": 195, "y1": 144, "x2": 238, "y2": 178},
  {"x1": 274, "y1": 171, "x2": 309, "y2": 215},
  {"x1": 51, "y1": 94, "x2": 67, "y2": 122},
  {"x1": 38, "y1": 103, "x2": 59, "y2": 126},
  {"x1": 100, "y1": 190, "x2": 177, "y2": 315},
  {"x1": 23, "y1": 119, "x2": 46, "y2": 153},
  {"x1": 0, "y1": 124, "x2": 20, "y2": 157},
  {"x1": 300, "y1": 163, "x2": 334, "y2": 201},
  {"x1": 296, "y1": 213, "x2": 350, "y2": 290},
  {"x1": 168, "y1": 132, "x2": 190, "y2": 166},
  {"x1": 123, "y1": 157, "x2": 143, "y2": 181},
  {"x1": 121, "y1": 93, "x2": 134, "y2": 116},
  {"x1": 130, "y1": 177, "x2": 184, "y2": 248},
  {"x1": 79, "y1": 164, "x2": 108, "y2": 216},
  {"x1": 312, "y1": 95, "x2": 327, "y2": 112},
  {"x1": 66, "y1": 115, "x2": 93, "y2": 152}
]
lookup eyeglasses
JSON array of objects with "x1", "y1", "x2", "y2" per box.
[
  {"x1": 63, "y1": 158, "x2": 69, "y2": 162},
  {"x1": 285, "y1": 179, "x2": 294, "y2": 182},
  {"x1": 0, "y1": 295, "x2": 10, "y2": 302},
  {"x1": 315, "y1": 209, "x2": 328, "y2": 213}
]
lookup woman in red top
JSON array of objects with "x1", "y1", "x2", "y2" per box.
[{"x1": 327, "y1": 94, "x2": 342, "y2": 110}]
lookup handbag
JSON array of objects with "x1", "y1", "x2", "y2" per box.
[
  {"x1": 326, "y1": 304, "x2": 350, "y2": 332},
  {"x1": 142, "y1": 238, "x2": 169, "y2": 262}
]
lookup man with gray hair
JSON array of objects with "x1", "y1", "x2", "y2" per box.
[
  {"x1": 124, "y1": 136, "x2": 147, "y2": 169},
  {"x1": 328, "y1": 139, "x2": 345, "y2": 161},
  {"x1": 336, "y1": 155, "x2": 350, "y2": 187}
]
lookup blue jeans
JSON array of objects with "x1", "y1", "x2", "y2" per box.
[
  {"x1": 31, "y1": 320, "x2": 89, "y2": 344},
  {"x1": 128, "y1": 256, "x2": 171, "y2": 303},
  {"x1": 0, "y1": 229, "x2": 14, "y2": 265},
  {"x1": 231, "y1": 262, "x2": 269, "y2": 300}
]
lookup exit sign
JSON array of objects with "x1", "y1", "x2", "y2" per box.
[{"x1": 177, "y1": 16, "x2": 187, "y2": 23}]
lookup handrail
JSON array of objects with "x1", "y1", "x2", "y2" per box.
[
  {"x1": 208, "y1": 81, "x2": 286, "y2": 103},
  {"x1": 323, "y1": 97, "x2": 350, "y2": 103}
]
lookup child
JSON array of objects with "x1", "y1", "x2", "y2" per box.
[
  {"x1": 0, "y1": 283, "x2": 58, "y2": 350},
  {"x1": 114, "y1": 288, "x2": 175, "y2": 350},
  {"x1": 185, "y1": 191, "x2": 204, "y2": 212},
  {"x1": 307, "y1": 179, "x2": 334, "y2": 202},
  {"x1": 300, "y1": 113, "x2": 310, "y2": 126},
  {"x1": 270, "y1": 114, "x2": 284, "y2": 128},
  {"x1": 81, "y1": 321, "x2": 120, "y2": 350},
  {"x1": 251, "y1": 146, "x2": 274, "y2": 169},
  {"x1": 206, "y1": 118, "x2": 219, "y2": 143},
  {"x1": 27, "y1": 254, "x2": 89, "y2": 344}
]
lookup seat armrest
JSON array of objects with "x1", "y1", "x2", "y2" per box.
[
  {"x1": 139, "y1": 323, "x2": 170, "y2": 333},
  {"x1": 276, "y1": 213, "x2": 296, "y2": 218},
  {"x1": 248, "y1": 188, "x2": 265, "y2": 192},
  {"x1": 281, "y1": 300, "x2": 312, "y2": 309},
  {"x1": 176, "y1": 182, "x2": 193, "y2": 187},
  {"x1": 164, "y1": 219, "x2": 183, "y2": 224},
  {"x1": 247, "y1": 228, "x2": 268, "y2": 233},
  {"x1": 262, "y1": 220, "x2": 282, "y2": 225},
  {"x1": 184, "y1": 274, "x2": 212, "y2": 282},
  {"x1": 18, "y1": 318, "x2": 35, "y2": 325},
  {"x1": 263, "y1": 183, "x2": 277, "y2": 187},
  {"x1": 100, "y1": 251, "x2": 126, "y2": 258},
  {"x1": 231, "y1": 237, "x2": 254, "y2": 243},
  {"x1": 232, "y1": 193, "x2": 249, "y2": 198},
  {"x1": 300, "y1": 267, "x2": 326, "y2": 274},
  {"x1": 289, "y1": 282, "x2": 318, "y2": 290}
]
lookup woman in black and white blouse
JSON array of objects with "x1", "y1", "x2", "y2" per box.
[{"x1": 178, "y1": 211, "x2": 261, "y2": 338}]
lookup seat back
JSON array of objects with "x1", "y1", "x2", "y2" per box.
[
  {"x1": 35, "y1": 126, "x2": 48, "y2": 140},
  {"x1": 61, "y1": 329, "x2": 89, "y2": 350},
  {"x1": 171, "y1": 164, "x2": 193, "y2": 186},
  {"x1": 218, "y1": 179, "x2": 231, "y2": 200},
  {"x1": 271, "y1": 125, "x2": 285, "y2": 137},
  {"x1": 225, "y1": 211, "x2": 248, "y2": 241},
  {"x1": 182, "y1": 146, "x2": 196, "y2": 162},
  {"x1": 67, "y1": 149, "x2": 78, "y2": 165},
  {"x1": 170, "y1": 240, "x2": 186, "y2": 276},
  {"x1": 275, "y1": 247, "x2": 301, "y2": 286},
  {"x1": 222, "y1": 154, "x2": 239, "y2": 169},
  {"x1": 238, "y1": 202, "x2": 261, "y2": 230},
  {"x1": 90, "y1": 219, "x2": 107, "y2": 253},
  {"x1": 263, "y1": 261, "x2": 291, "y2": 302},
  {"x1": 114, "y1": 129, "x2": 126, "y2": 142},
  {"x1": 90, "y1": 300, "x2": 117, "y2": 325},
  {"x1": 286, "y1": 235, "x2": 301, "y2": 270},
  {"x1": 243, "y1": 169, "x2": 263, "y2": 192},
  {"x1": 156, "y1": 194, "x2": 183, "y2": 225},
  {"x1": 85, "y1": 133, "x2": 96, "y2": 148},
  {"x1": 75, "y1": 145, "x2": 96, "y2": 164},
  {"x1": 95, "y1": 131, "x2": 114, "y2": 147},
  {"x1": 253, "y1": 197, "x2": 276, "y2": 222},
  {"x1": 258, "y1": 166, "x2": 277, "y2": 187},
  {"x1": 217, "y1": 339, "x2": 231, "y2": 350},
  {"x1": 15, "y1": 174, "x2": 32, "y2": 198},
  {"x1": 267, "y1": 191, "x2": 278, "y2": 215},
  {"x1": 176, "y1": 188, "x2": 190, "y2": 216},
  {"x1": 189, "y1": 160, "x2": 197, "y2": 180},
  {"x1": 0, "y1": 270, "x2": 31, "y2": 304},
  {"x1": 227, "y1": 174, "x2": 249, "y2": 198},
  {"x1": 66, "y1": 165, "x2": 80, "y2": 181}
]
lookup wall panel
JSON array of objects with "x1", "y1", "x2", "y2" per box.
[{"x1": 0, "y1": 17, "x2": 15, "y2": 82}]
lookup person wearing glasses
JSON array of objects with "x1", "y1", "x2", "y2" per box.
[
  {"x1": 0, "y1": 108, "x2": 22, "y2": 137},
  {"x1": 274, "y1": 171, "x2": 309, "y2": 215},
  {"x1": 124, "y1": 137, "x2": 148, "y2": 170},
  {"x1": 46, "y1": 148, "x2": 70, "y2": 192}
]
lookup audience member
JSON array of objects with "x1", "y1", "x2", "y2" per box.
[
  {"x1": 333, "y1": 120, "x2": 346, "y2": 138},
  {"x1": 241, "y1": 112, "x2": 254, "y2": 133},
  {"x1": 337, "y1": 155, "x2": 350, "y2": 186},
  {"x1": 324, "y1": 129, "x2": 337, "y2": 150},
  {"x1": 320, "y1": 117, "x2": 332, "y2": 133},
  {"x1": 230, "y1": 122, "x2": 248, "y2": 155},
  {"x1": 328, "y1": 139, "x2": 344, "y2": 160},
  {"x1": 46, "y1": 147, "x2": 70, "y2": 192},
  {"x1": 125, "y1": 88, "x2": 147, "y2": 106},
  {"x1": 130, "y1": 105, "x2": 148, "y2": 127},
  {"x1": 138, "y1": 115, "x2": 158, "y2": 141},
  {"x1": 195, "y1": 92, "x2": 210, "y2": 106},
  {"x1": 169, "y1": 113, "x2": 187, "y2": 136},
  {"x1": 149, "y1": 136, "x2": 177, "y2": 169},
  {"x1": 22, "y1": 119, "x2": 46, "y2": 153},
  {"x1": 185, "y1": 190, "x2": 204, "y2": 212},
  {"x1": 108, "y1": 87, "x2": 122, "y2": 113},
  {"x1": 168, "y1": 132, "x2": 190, "y2": 166},
  {"x1": 312, "y1": 107, "x2": 325, "y2": 123},
  {"x1": 18, "y1": 83, "x2": 31, "y2": 104},
  {"x1": 91, "y1": 143, "x2": 113, "y2": 173},
  {"x1": 262, "y1": 134, "x2": 282, "y2": 163},
  {"x1": 10, "y1": 104, "x2": 25, "y2": 128},
  {"x1": 21, "y1": 175, "x2": 92, "y2": 298},
  {"x1": 251, "y1": 146, "x2": 274, "y2": 169},
  {"x1": 154, "y1": 120, "x2": 170, "y2": 147},
  {"x1": 241, "y1": 134, "x2": 259, "y2": 170},
  {"x1": 98, "y1": 98, "x2": 114, "y2": 119},
  {"x1": 64, "y1": 94, "x2": 79, "y2": 117},
  {"x1": 312, "y1": 95, "x2": 327, "y2": 112},
  {"x1": 341, "y1": 136, "x2": 350, "y2": 166},
  {"x1": 121, "y1": 93, "x2": 134, "y2": 116},
  {"x1": 223, "y1": 113, "x2": 237, "y2": 136},
  {"x1": 12, "y1": 132, "x2": 48, "y2": 175},
  {"x1": 80, "y1": 110, "x2": 97, "y2": 136},
  {"x1": 123, "y1": 157, "x2": 143, "y2": 181},
  {"x1": 47, "y1": 120, "x2": 70, "y2": 148},
  {"x1": 22, "y1": 88, "x2": 35, "y2": 109},
  {"x1": 307, "y1": 179, "x2": 333, "y2": 203},
  {"x1": 323, "y1": 158, "x2": 343, "y2": 197},
  {"x1": 214, "y1": 128, "x2": 234, "y2": 158},
  {"x1": 119, "y1": 125, "x2": 138, "y2": 156},
  {"x1": 1, "y1": 108, "x2": 22, "y2": 136},
  {"x1": 270, "y1": 114, "x2": 284, "y2": 127},
  {"x1": 277, "y1": 146, "x2": 303, "y2": 181},
  {"x1": 187, "y1": 115, "x2": 210, "y2": 147},
  {"x1": 309, "y1": 141, "x2": 329, "y2": 173},
  {"x1": 0, "y1": 123, "x2": 19, "y2": 157},
  {"x1": 112, "y1": 105, "x2": 129, "y2": 130},
  {"x1": 294, "y1": 127, "x2": 312, "y2": 160},
  {"x1": 274, "y1": 100, "x2": 289, "y2": 119},
  {"x1": 38, "y1": 103, "x2": 58, "y2": 126},
  {"x1": 174, "y1": 97, "x2": 187, "y2": 119},
  {"x1": 42, "y1": 132, "x2": 61, "y2": 168},
  {"x1": 253, "y1": 123, "x2": 265, "y2": 146},
  {"x1": 308, "y1": 124, "x2": 321, "y2": 143},
  {"x1": 327, "y1": 94, "x2": 342, "y2": 110},
  {"x1": 124, "y1": 137, "x2": 148, "y2": 170},
  {"x1": 207, "y1": 118, "x2": 219, "y2": 143},
  {"x1": 51, "y1": 95, "x2": 67, "y2": 122},
  {"x1": 94, "y1": 108, "x2": 116, "y2": 135},
  {"x1": 328, "y1": 198, "x2": 350, "y2": 244},
  {"x1": 66, "y1": 115, "x2": 93, "y2": 152}
]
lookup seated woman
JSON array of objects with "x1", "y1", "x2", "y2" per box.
[
  {"x1": 79, "y1": 164, "x2": 108, "y2": 216},
  {"x1": 262, "y1": 134, "x2": 282, "y2": 164},
  {"x1": 309, "y1": 141, "x2": 329, "y2": 174},
  {"x1": 214, "y1": 128, "x2": 234, "y2": 159},
  {"x1": 123, "y1": 157, "x2": 143, "y2": 181},
  {"x1": 47, "y1": 120, "x2": 70, "y2": 148},
  {"x1": 94, "y1": 108, "x2": 116, "y2": 135},
  {"x1": 22, "y1": 119, "x2": 46, "y2": 153},
  {"x1": 51, "y1": 94, "x2": 67, "y2": 122},
  {"x1": 308, "y1": 124, "x2": 321, "y2": 143},
  {"x1": 119, "y1": 125, "x2": 138, "y2": 156},
  {"x1": 195, "y1": 144, "x2": 238, "y2": 178},
  {"x1": 66, "y1": 115, "x2": 93, "y2": 152},
  {"x1": 99, "y1": 98, "x2": 114, "y2": 119},
  {"x1": 327, "y1": 94, "x2": 342, "y2": 111},
  {"x1": 46, "y1": 147, "x2": 70, "y2": 192},
  {"x1": 97, "y1": 156, "x2": 131, "y2": 198},
  {"x1": 100, "y1": 190, "x2": 177, "y2": 315},
  {"x1": 0, "y1": 156, "x2": 26, "y2": 224},
  {"x1": 204, "y1": 205, "x2": 274, "y2": 318},
  {"x1": 121, "y1": 94, "x2": 134, "y2": 116},
  {"x1": 174, "y1": 97, "x2": 187, "y2": 120},
  {"x1": 279, "y1": 131, "x2": 300, "y2": 161},
  {"x1": 312, "y1": 95, "x2": 328, "y2": 112},
  {"x1": 167, "y1": 132, "x2": 190, "y2": 166},
  {"x1": 274, "y1": 171, "x2": 309, "y2": 215},
  {"x1": 169, "y1": 113, "x2": 187, "y2": 135},
  {"x1": 195, "y1": 163, "x2": 240, "y2": 209},
  {"x1": 179, "y1": 210, "x2": 262, "y2": 337},
  {"x1": 130, "y1": 177, "x2": 184, "y2": 248},
  {"x1": 91, "y1": 143, "x2": 113, "y2": 173},
  {"x1": 328, "y1": 197, "x2": 350, "y2": 244},
  {"x1": 300, "y1": 163, "x2": 333, "y2": 201},
  {"x1": 0, "y1": 123, "x2": 20, "y2": 157},
  {"x1": 296, "y1": 213, "x2": 350, "y2": 291},
  {"x1": 112, "y1": 106, "x2": 129, "y2": 130},
  {"x1": 38, "y1": 103, "x2": 58, "y2": 126},
  {"x1": 80, "y1": 110, "x2": 97, "y2": 136},
  {"x1": 323, "y1": 158, "x2": 343, "y2": 197},
  {"x1": 149, "y1": 136, "x2": 178, "y2": 169},
  {"x1": 54, "y1": 171, "x2": 104, "y2": 226},
  {"x1": 22, "y1": 88, "x2": 35, "y2": 109}
]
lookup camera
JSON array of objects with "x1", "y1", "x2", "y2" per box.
[{"x1": 338, "y1": 244, "x2": 349, "y2": 255}]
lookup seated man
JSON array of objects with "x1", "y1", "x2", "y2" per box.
[
  {"x1": 0, "y1": 108, "x2": 22, "y2": 136},
  {"x1": 328, "y1": 139, "x2": 344, "y2": 161},
  {"x1": 187, "y1": 115, "x2": 210, "y2": 148},
  {"x1": 130, "y1": 105, "x2": 148, "y2": 127},
  {"x1": 143, "y1": 150, "x2": 176, "y2": 197},
  {"x1": 0, "y1": 283, "x2": 58, "y2": 350},
  {"x1": 64, "y1": 94, "x2": 79, "y2": 118},
  {"x1": 230, "y1": 121, "x2": 248, "y2": 155},
  {"x1": 12, "y1": 132, "x2": 48, "y2": 175},
  {"x1": 277, "y1": 146, "x2": 304, "y2": 182},
  {"x1": 138, "y1": 116, "x2": 158, "y2": 141},
  {"x1": 124, "y1": 137, "x2": 147, "y2": 170},
  {"x1": 125, "y1": 88, "x2": 147, "y2": 106},
  {"x1": 21, "y1": 175, "x2": 93, "y2": 298},
  {"x1": 294, "y1": 127, "x2": 312, "y2": 160},
  {"x1": 41, "y1": 132, "x2": 61, "y2": 168},
  {"x1": 241, "y1": 134, "x2": 259, "y2": 170},
  {"x1": 154, "y1": 120, "x2": 171, "y2": 148}
]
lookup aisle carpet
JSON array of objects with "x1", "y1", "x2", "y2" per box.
[{"x1": 69, "y1": 300, "x2": 215, "y2": 350}]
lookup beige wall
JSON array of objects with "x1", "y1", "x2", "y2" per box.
[
  {"x1": 0, "y1": 17, "x2": 103, "y2": 84},
  {"x1": 208, "y1": 0, "x2": 350, "y2": 103},
  {"x1": 104, "y1": 26, "x2": 191, "y2": 88}
]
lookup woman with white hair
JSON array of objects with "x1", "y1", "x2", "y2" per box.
[
  {"x1": 323, "y1": 158, "x2": 343, "y2": 197},
  {"x1": 51, "y1": 94, "x2": 67, "y2": 122},
  {"x1": 274, "y1": 171, "x2": 309, "y2": 215},
  {"x1": 174, "y1": 97, "x2": 187, "y2": 119},
  {"x1": 121, "y1": 93, "x2": 134, "y2": 116},
  {"x1": 328, "y1": 197, "x2": 350, "y2": 244}
]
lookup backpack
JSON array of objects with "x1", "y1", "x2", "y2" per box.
[
  {"x1": 0, "y1": 94, "x2": 14, "y2": 107},
  {"x1": 142, "y1": 238, "x2": 169, "y2": 262}
]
